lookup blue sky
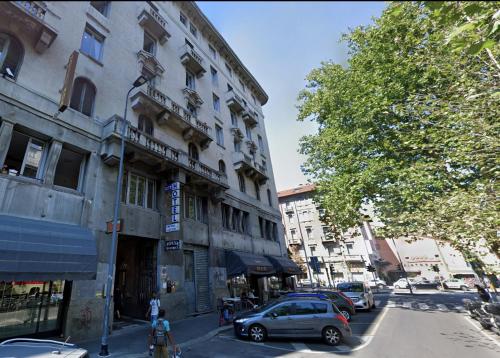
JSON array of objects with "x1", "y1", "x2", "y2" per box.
[{"x1": 197, "y1": 1, "x2": 387, "y2": 191}]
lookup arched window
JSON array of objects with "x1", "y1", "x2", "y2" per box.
[
  {"x1": 70, "y1": 77, "x2": 96, "y2": 116},
  {"x1": 238, "y1": 173, "x2": 246, "y2": 193},
  {"x1": 254, "y1": 181, "x2": 260, "y2": 201},
  {"x1": 138, "y1": 115, "x2": 154, "y2": 136},
  {"x1": 218, "y1": 160, "x2": 226, "y2": 174},
  {"x1": 267, "y1": 189, "x2": 272, "y2": 207},
  {"x1": 0, "y1": 33, "x2": 24, "y2": 78},
  {"x1": 188, "y1": 143, "x2": 199, "y2": 160}
]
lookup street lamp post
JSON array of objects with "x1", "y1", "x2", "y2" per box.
[
  {"x1": 99, "y1": 76, "x2": 147, "y2": 357},
  {"x1": 391, "y1": 238, "x2": 414, "y2": 295}
]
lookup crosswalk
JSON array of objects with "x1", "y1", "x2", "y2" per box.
[{"x1": 381, "y1": 299, "x2": 466, "y2": 312}]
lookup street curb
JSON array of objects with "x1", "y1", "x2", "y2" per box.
[{"x1": 178, "y1": 325, "x2": 232, "y2": 349}]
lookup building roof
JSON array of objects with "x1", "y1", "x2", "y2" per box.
[
  {"x1": 277, "y1": 184, "x2": 316, "y2": 198},
  {"x1": 181, "y1": 2, "x2": 269, "y2": 105}
]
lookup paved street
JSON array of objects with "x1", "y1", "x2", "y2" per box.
[{"x1": 183, "y1": 292, "x2": 500, "y2": 357}]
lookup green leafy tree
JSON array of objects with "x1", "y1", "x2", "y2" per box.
[{"x1": 297, "y1": 1, "x2": 499, "y2": 263}]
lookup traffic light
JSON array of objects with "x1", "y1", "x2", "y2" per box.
[
  {"x1": 366, "y1": 265, "x2": 376, "y2": 272},
  {"x1": 432, "y1": 264, "x2": 440, "y2": 273},
  {"x1": 329, "y1": 264, "x2": 335, "y2": 275},
  {"x1": 309, "y1": 256, "x2": 321, "y2": 273}
]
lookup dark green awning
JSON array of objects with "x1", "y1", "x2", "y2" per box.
[
  {"x1": 266, "y1": 255, "x2": 303, "y2": 276},
  {"x1": 225, "y1": 250, "x2": 276, "y2": 278}
]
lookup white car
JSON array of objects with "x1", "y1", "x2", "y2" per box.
[
  {"x1": 0, "y1": 338, "x2": 89, "y2": 357},
  {"x1": 443, "y1": 279, "x2": 470, "y2": 291},
  {"x1": 368, "y1": 279, "x2": 387, "y2": 288},
  {"x1": 337, "y1": 281, "x2": 375, "y2": 310},
  {"x1": 393, "y1": 278, "x2": 415, "y2": 289}
]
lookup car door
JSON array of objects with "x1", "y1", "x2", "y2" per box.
[
  {"x1": 311, "y1": 301, "x2": 331, "y2": 335},
  {"x1": 290, "y1": 301, "x2": 317, "y2": 337},
  {"x1": 263, "y1": 302, "x2": 294, "y2": 336}
]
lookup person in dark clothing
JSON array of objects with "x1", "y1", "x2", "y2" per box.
[
  {"x1": 114, "y1": 287, "x2": 123, "y2": 319},
  {"x1": 475, "y1": 284, "x2": 492, "y2": 303}
]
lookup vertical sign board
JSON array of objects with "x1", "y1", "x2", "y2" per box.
[
  {"x1": 165, "y1": 182, "x2": 180, "y2": 232},
  {"x1": 59, "y1": 51, "x2": 79, "y2": 112}
]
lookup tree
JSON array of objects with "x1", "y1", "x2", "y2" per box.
[{"x1": 297, "y1": 2, "x2": 499, "y2": 263}]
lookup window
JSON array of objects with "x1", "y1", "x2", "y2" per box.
[
  {"x1": 272, "y1": 222, "x2": 278, "y2": 241},
  {"x1": 80, "y1": 25, "x2": 104, "y2": 61},
  {"x1": 290, "y1": 229, "x2": 296, "y2": 240},
  {"x1": 238, "y1": 173, "x2": 245, "y2": 193},
  {"x1": 242, "y1": 212, "x2": 250, "y2": 234},
  {"x1": 259, "y1": 217, "x2": 264, "y2": 238},
  {"x1": 258, "y1": 135, "x2": 264, "y2": 152},
  {"x1": 122, "y1": 172, "x2": 156, "y2": 209},
  {"x1": 180, "y1": 12, "x2": 187, "y2": 27},
  {"x1": 254, "y1": 181, "x2": 260, "y2": 201},
  {"x1": 4, "y1": 131, "x2": 46, "y2": 179},
  {"x1": 312, "y1": 302, "x2": 328, "y2": 314},
  {"x1": 288, "y1": 214, "x2": 294, "y2": 224},
  {"x1": 267, "y1": 189, "x2": 272, "y2": 206},
  {"x1": 143, "y1": 31, "x2": 156, "y2": 54},
  {"x1": 327, "y1": 246, "x2": 334, "y2": 256},
  {"x1": 185, "y1": 38, "x2": 193, "y2": 49},
  {"x1": 213, "y1": 93, "x2": 220, "y2": 112},
  {"x1": 252, "y1": 95, "x2": 256, "y2": 105},
  {"x1": 188, "y1": 143, "x2": 199, "y2": 161},
  {"x1": 262, "y1": 160, "x2": 267, "y2": 171},
  {"x1": 300, "y1": 210, "x2": 311, "y2": 221},
  {"x1": 346, "y1": 243, "x2": 353, "y2": 253},
  {"x1": 138, "y1": 115, "x2": 154, "y2": 136},
  {"x1": 0, "y1": 33, "x2": 23, "y2": 79},
  {"x1": 186, "y1": 70, "x2": 196, "y2": 90},
  {"x1": 231, "y1": 208, "x2": 240, "y2": 231},
  {"x1": 90, "y1": 1, "x2": 110, "y2": 16},
  {"x1": 225, "y1": 63, "x2": 232, "y2": 77},
  {"x1": 292, "y1": 302, "x2": 316, "y2": 315},
  {"x1": 310, "y1": 246, "x2": 316, "y2": 255},
  {"x1": 230, "y1": 111, "x2": 237, "y2": 126},
  {"x1": 184, "y1": 192, "x2": 208, "y2": 223},
  {"x1": 233, "y1": 139, "x2": 241, "y2": 152},
  {"x1": 245, "y1": 125, "x2": 252, "y2": 140},
  {"x1": 209, "y1": 44, "x2": 216, "y2": 60},
  {"x1": 189, "y1": 23, "x2": 198, "y2": 38},
  {"x1": 221, "y1": 203, "x2": 231, "y2": 229},
  {"x1": 218, "y1": 160, "x2": 226, "y2": 174},
  {"x1": 215, "y1": 124, "x2": 224, "y2": 146},
  {"x1": 265, "y1": 220, "x2": 272, "y2": 240},
  {"x1": 270, "y1": 303, "x2": 291, "y2": 317},
  {"x1": 239, "y1": 79, "x2": 246, "y2": 92},
  {"x1": 306, "y1": 227, "x2": 313, "y2": 239},
  {"x1": 70, "y1": 78, "x2": 96, "y2": 116},
  {"x1": 187, "y1": 102, "x2": 197, "y2": 116},
  {"x1": 210, "y1": 66, "x2": 218, "y2": 87},
  {"x1": 54, "y1": 147, "x2": 85, "y2": 190},
  {"x1": 227, "y1": 83, "x2": 233, "y2": 92},
  {"x1": 184, "y1": 251, "x2": 194, "y2": 281}
]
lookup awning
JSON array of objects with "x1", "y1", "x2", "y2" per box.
[
  {"x1": 0, "y1": 215, "x2": 97, "y2": 281},
  {"x1": 225, "y1": 250, "x2": 276, "y2": 278},
  {"x1": 266, "y1": 255, "x2": 303, "y2": 276}
]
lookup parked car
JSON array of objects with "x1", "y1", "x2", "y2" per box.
[
  {"x1": 368, "y1": 279, "x2": 387, "y2": 289},
  {"x1": 0, "y1": 338, "x2": 89, "y2": 357},
  {"x1": 393, "y1": 278, "x2": 415, "y2": 289},
  {"x1": 412, "y1": 278, "x2": 440, "y2": 290},
  {"x1": 336, "y1": 282, "x2": 375, "y2": 310},
  {"x1": 443, "y1": 278, "x2": 470, "y2": 291},
  {"x1": 287, "y1": 291, "x2": 356, "y2": 321},
  {"x1": 233, "y1": 297, "x2": 351, "y2": 346}
]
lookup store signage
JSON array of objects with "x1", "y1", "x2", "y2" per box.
[
  {"x1": 106, "y1": 219, "x2": 123, "y2": 234},
  {"x1": 59, "y1": 51, "x2": 79, "y2": 112},
  {"x1": 165, "y1": 239, "x2": 182, "y2": 251},
  {"x1": 254, "y1": 266, "x2": 270, "y2": 272},
  {"x1": 164, "y1": 182, "x2": 180, "y2": 232}
]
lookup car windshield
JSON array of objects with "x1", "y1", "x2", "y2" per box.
[{"x1": 337, "y1": 283, "x2": 363, "y2": 292}]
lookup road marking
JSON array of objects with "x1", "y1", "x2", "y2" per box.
[
  {"x1": 291, "y1": 342, "x2": 312, "y2": 352},
  {"x1": 418, "y1": 303, "x2": 429, "y2": 310},
  {"x1": 463, "y1": 315, "x2": 500, "y2": 348},
  {"x1": 375, "y1": 300, "x2": 381, "y2": 307},
  {"x1": 437, "y1": 304, "x2": 448, "y2": 311},
  {"x1": 403, "y1": 301, "x2": 413, "y2": 309},
  {"x1": 387, "y1": 300, "x2": 397, "y2": 308},
  {"x1": 350, "y1": 306, "x2": 389, "y2": 351}
]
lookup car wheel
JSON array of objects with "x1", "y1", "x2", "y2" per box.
[
  {"x1": 372, "y1": 301, "x2": 376, "y2": 309},
  {"x1": 340, "y1": 309, "x2": 351, "y2": 321},
  {"x1": 460, "y1": 285, "x2": 469, "y2": 291},
  {"x1": 249, "y1": 324, "x2": 266, "y2": 343},
  {"x1": 395, "y1": 285, "x2": 400, "y2": 289},
  {"x1": 323, "y1": 326, "x2": 342, "y2": 346}
]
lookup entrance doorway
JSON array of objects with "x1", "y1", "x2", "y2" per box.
[
  {"x1": 115, "y1": 236, "x2": 157, "y2": 319},
  {"x1": 183, "y1": 246, "x2": 210, "y2": 314}
]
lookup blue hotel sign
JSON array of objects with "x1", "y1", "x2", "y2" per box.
[{"x1": 164, "y1": 182, "x2": 180, "y2": 232}]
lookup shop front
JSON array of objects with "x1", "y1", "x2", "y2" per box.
[
  {"x1": 225, "y1": 251, "x2": 276, "y2": 305},
  {"x1": 0, "y1": 215, "x2": 97, "y2": 341},
  {"x1": 266, "y1": 255, "x2": 303, "y2": 298}
]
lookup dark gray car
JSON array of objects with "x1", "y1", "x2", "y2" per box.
[{"x1": 233, "y1": 297, "x2": 351, "y2": 346}]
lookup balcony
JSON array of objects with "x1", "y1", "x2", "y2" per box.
[
  {"x1": 0, "y1": 1, "x2": 58, "y2": 53},
  {"x1": 230, "y1": 126, "x2": 244, "y2": 141},
  {"x1": 183, "y1": 87, "x2": 203, "y2": 107},
  {"x1": 232, "y1": 151, "x2": 268, "y2": 185},
  {"x1": 322, "y1": 235, "x2": 336, "y2": 243},
  {"x1": 242, "y1": 110, "x2": 258, "y2": 128},
  {"x1": 130, "y1": 86, "x2": 213, "y2": 149},
  {"x1": 245, "y1": 139, "x2": 258, "y2": 153},
  {"x1": 101, "y1": 117, "x2": 228, "y2": 189},
  {"x1": 137, "y1": 5, "x2": 171, "y2": 44},
  {"x1": 179, "y1": 44, "x2": 206, "y2": 77},
  {"x1": 284, "y1": 205, "x2": 294, "y2": 214},
  {"x1": 226, "y1": 90, "x2": 245, "y2": 113}
]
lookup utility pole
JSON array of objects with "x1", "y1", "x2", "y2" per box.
[
  {"x1": 292, "y1": 200, "x2": 315, "y2": 286},
  {"x1": 391, "y1": 238, "x2": 414, "y2": 295}
]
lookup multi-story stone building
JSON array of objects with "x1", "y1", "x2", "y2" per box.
[
  {"x1": 278, "y1": 184, "x2": 378, "y2": 287},
  {"x1": 0, "y1": 1, "x2": 292, "y2": 341}
]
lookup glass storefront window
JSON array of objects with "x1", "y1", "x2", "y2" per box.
[{"x1": 0, "y1": 280, "x2": 66, "y2": 340}]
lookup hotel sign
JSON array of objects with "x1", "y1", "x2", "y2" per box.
[
  {"x1": 59, "y1": 51, "x2": 79, "y2": 112},
  {"x1": 165, "y1": 182, "x2": 180, "y2": 232}
]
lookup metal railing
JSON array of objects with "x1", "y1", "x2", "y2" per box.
[
  {"x1": 148, "y1": 6, "x2": 167, "y2": 29},
  {"x1": 180, "y1": 44, "x2": 203, "y2": 65},
  {"x1": 14, "y1": 1, "x2": 46, "y2": 20}
]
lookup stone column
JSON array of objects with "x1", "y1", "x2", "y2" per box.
[
  {"x1": 0, "y1": 119, "x2": 15, "y2": 168},
  {"x1": 43, "y1": 140, "x2": 63, "y2": 185}
]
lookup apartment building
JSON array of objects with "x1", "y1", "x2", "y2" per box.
[
  {"x1": 0, "y1": 1, "x2": 292, "y2": 341},
  {"x1": 278, "y1": 184, "x2": 378, "y2": 287}
]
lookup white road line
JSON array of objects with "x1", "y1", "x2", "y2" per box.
[
  {"x1": 403, "y1": 301, "x2": 413, "y2": 309},
  {"x1": 463, "y1": 315, "x2": 500, "y2": 348},
  {"x1": 455, "y1": 305, "x2": 465, "y2": 312},
  {"x1": 375, "y1": 300, "x2": 381, "y2": 307},
  {"x1": 290, "y1": 342, "x2": 312, "y2": 353},
  {"x1": 437, "y1": 304, "x2": 448, "y2": 311},
  {"x1": 387, "y1": 300, "x2": 397, "y2": 308},
  {"x1": 418, "y1": 303, "x2": 429, "y2": 310},
  {"x1": 350, "y1": 306, "x2": 389, "y2": 351}
]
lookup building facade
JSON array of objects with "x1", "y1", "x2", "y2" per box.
[
  {"x1": 278, "y1": 184, "x2": 378, "y2": 287},
  {"x1": 0, "y1": 1, "x2": 290, "y2": 341}
]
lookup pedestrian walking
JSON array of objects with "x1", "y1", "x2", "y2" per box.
[
  {"x1": 475, "y1": 284, "x2": 492, "y2": 303},
  {"x1": 146, "y1": 291, "x2": 160, "y2": 323},
  {"x1": 147, "y1": 309, "x2": 179, "y2": 358},
  {"x1": 114, "y1": 286, "x2": 123, "y2": 320}
]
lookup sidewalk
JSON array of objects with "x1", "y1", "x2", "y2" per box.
[{"x1": 77, "y1": 312, "x2": 232, "y2": 357}]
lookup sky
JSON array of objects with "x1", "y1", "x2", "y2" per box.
[{"x1": 197, "y1": 1, "x2": 387, "y2": 191}]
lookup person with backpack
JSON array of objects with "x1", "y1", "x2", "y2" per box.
[
  {"x1": 148, "y1": 309, "x2": 178, "y2": 357},
  {"x1": 146, "y1": 291, "x2": 161, "y2": 323}
]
